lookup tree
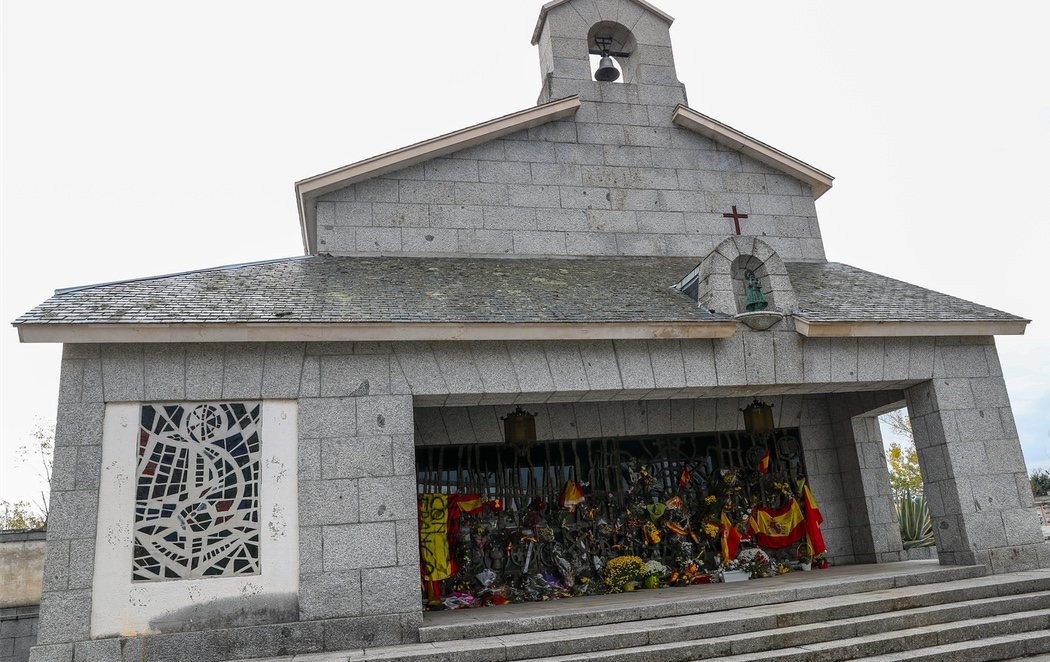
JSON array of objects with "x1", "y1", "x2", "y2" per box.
[
  {"x1": 1031, "y1": 469, "x2": 1050, "y2": 499},
  {"x1": 0, "y1": 422, "x2": 54, "y2": 530},
  {"x1": 0, "y1": 501, "x2": 46, "y2": 531},
  {"x1": 887, "y1": 441, "x2": 924, "y2": 498},
  {"x1": 880, "y1": 409, "x2": 924, "y2": 498}
]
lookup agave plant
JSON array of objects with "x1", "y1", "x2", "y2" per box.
[{"x1": 897, "y1": 490, "x2": 935, "y2": 548}]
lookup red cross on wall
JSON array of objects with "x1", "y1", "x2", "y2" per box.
[{"x1": 723, "y1": 206, "x2": 749, "y2": 235}]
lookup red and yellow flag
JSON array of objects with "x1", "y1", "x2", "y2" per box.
[
  {"x1": 450, "y1": 493, "x2": 485, "y2": 516},
  {"x1": 747, "y1": 499, "x2": 806, "y2": 548},
  {"x1": 720, "y1": 512, "x2": 741, "y2": 561},
  {"x1": 801, "y1": 480, "x2": 827, "y2": 557},
  {"x1": 560, "y1": 480, "x2": 586, "y2": 512},
  {"x1": 758, "y1": 450, "x2": 771, "y2": 474},
  {"x1": 678, "y1": 466, "x2": 692, "y2": 489}
]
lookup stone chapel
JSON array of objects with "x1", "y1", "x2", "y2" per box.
[{"x1": 14, "y1": 1, "x2": 1048, "y2": 660}]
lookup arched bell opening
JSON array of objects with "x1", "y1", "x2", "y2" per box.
[{"x1": 587, "y1": 21, "x2": 637, "y2": 83}]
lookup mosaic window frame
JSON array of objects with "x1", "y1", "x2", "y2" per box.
[{"x1": 133, "y1": 402, "x2": 263, "y2": 581}]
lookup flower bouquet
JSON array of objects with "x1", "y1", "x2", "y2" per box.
[{"x1": 604, "y1": 555, "x2": 646, "y2": 593}]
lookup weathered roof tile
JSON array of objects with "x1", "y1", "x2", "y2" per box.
[{"x1": 13, "y1": 256, "x2": 1024, "y2": 328}]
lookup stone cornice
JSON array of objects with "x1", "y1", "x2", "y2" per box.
[
  {"x1": 16, "y1": 320, "x2": 738, "y2": 344},
  {"x1": 793, "y1": 318, "x2": 1030, "y2": 337}
]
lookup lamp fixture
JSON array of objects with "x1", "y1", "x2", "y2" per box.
[
  {"x1": 741, "y1": 399, "x2": 775, "y2": 439},
  {"x1": 502, "y1": 406, "x2": 537, "y2": 446}
]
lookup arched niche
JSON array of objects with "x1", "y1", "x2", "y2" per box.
[{"x1": 695, "y1": 236, "x2": 798, "y2": 316}]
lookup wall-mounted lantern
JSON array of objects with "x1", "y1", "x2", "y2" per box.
[
  {"x1": 502, "y1": 406, "x2": 537, "y2": 446},
  {"x1": 741, "y1": 399, "x2": 775, "y2": 439}
]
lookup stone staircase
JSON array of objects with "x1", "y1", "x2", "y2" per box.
[{"x1": 273, "y1": 562, "x2": 1050, "y2": 662}]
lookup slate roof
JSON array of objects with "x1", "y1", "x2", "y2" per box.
[
  {"x1": 14, "y1": 256, "x2": 1024, "y2": 327},
  {"x1": 13, "y1": 256, "x2": 722, "y2": 326},
  {"x1": 787, "y1": 261, "x2": 1026, "y2": 323}
]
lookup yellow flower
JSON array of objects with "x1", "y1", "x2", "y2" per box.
[
  {"x1": 704, "y1": 495, "x2": 718, "y2": 505},
  {"x1": 703, "y1": 523, "x2": 719, "y2": 538}
]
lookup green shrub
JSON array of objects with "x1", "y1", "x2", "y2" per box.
[{"x1": 896, "y1": 490, "x2": 934, "y2": 548}]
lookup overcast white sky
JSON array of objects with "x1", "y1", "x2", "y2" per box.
[{"x1": 2, "y1": 1, "x2": 1048, "y2": 504}]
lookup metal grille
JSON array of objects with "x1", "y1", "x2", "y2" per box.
[{"x1": 416, "y1": 428, "x2": 806, "y2": 599}]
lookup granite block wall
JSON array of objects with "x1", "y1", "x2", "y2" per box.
[
  {"x1": 905, "y1": 337, "x2": 1049, "y2": 573},
  {"x1": 0, "y1": 608, "x2": 38, "y2": 662},
  {"x1": 31, "y1": 332, "x2": 1045, "y2": 660},
  {"x1": 31, "y1": 344, "x2": 421, "y2": 662}
]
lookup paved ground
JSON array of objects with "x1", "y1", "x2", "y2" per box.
[{"x1": 422, "y1": 560, "x2": 962, "y2": 629}]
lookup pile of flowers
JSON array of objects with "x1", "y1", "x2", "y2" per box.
[{"x1": 604, "y1": 555, "x2": 646, "y2": 593}]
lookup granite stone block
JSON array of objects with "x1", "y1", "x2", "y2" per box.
[
  {"x1": 35, "y1": 591, "x2": 91, "y2": 645},
  {"x1": 359, "y1": 475, "x2": 419, "y2": 523},
  {"x1": 742, "y1": 332, "x2": 775, "y2": 384},
  {"x1": 261, "y1": 343, "x2": 306, "y2": 399},
  {"x1": 73, "y1": 445, "x2": 102, "y2": 490},
  {"x1": 713, "y1": 337, "x2": 746, "y2": 386},
  {"x1": 361, "y1": 565, "x2": 421, "y2": 615},
  {"x1": 544, "y1": 343, "x2": 589, "y2": 393},
  {"x1": 299, "y1": 398, "x2": 356, "y2": 438},
  {"x1": 322, "y1": 522, "x2": 397, "y2": 571},
  {"x1": 648, "y1": 340, "x2": 687, "y2": 389},
  {"x1": 356, "y1": 396, "x2": 413, "y2": 435},
  {"x1": 320, "y1": 355, "x2": 390, "y2": 397},
  {"x1": 27, "y1": 644, "x2": 73, "y2": 662},
  {"x1": 802, "y1": 338, "x2": 831, "y2": 383},
  {"x1": 45, "y1": 490, "x2": 97, "y2": 541},
  {"x1": 143, "y1": 345, "x2": 185, "y2": 401},
  {"x1": 465, "y1": 405, "x2": 502, "y2": 442},
  {"x1": 100, "y1": 345, "x2": 144, "y2": 402},
  {"x1": 218, "y1": 343, "x2": 265, "y2": 398},
  {"x1": 299, "y1": 570, "x2": 363, "y2": 620},
  {"x1": 300, "y1": 479, "x2": 359, "y2": 527},
  {"x1": 322, "y1": 614, "x2": 404, "y2": 651},
  {"x1": 321, "y1": 436, "x2": 394, "y2": 480}
]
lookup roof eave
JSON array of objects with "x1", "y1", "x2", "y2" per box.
[
  {"x1": 295, "y1": 96, "x2": 583, "y2": 255},
  {"x1": 531, "y1": 0, "x2": 675, "y2": 46},
  {"x1": 15, "y1": 319, "x2": 737, "y2": 344},
  {"x1": 793, "y1": 318, "x2": 1030, "y2": 338},
  {"x1": 672, "y1": 105, "x2": 834, "y2": 199}
]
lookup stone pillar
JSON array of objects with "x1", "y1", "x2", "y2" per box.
[
  {"x1": 828, "y1": 393, "x2": 905, "y2": 564},
  {"x1": 298, "y1": 359, "x2": 422, "y2": 650},
  {"x1": 904, "y1": 338, "x2": 1049, "y2": 573},
  {"x1": 29, "y1": 344, "x2": 106, "y2": 662}
]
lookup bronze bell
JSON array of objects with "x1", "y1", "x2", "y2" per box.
[{"x1": 594, "y1": 54, "x2": 620, "y2": 82}]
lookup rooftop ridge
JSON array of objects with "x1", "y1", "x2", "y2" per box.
[{"x1": 53, "y1": 255, "x2": 308, "y2": 296}]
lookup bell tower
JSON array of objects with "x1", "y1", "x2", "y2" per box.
[{"x1": 532, "y1": 0, "x2": 687, "y2": 107}]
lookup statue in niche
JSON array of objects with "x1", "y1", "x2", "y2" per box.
[{"x1": 744, "y1": 270, "x2": 769, "y2": 312}]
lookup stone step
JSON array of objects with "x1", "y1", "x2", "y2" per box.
[
  {"x1": 856, "y1": 630, "x2": 1050, "y2": 661},
  {"x1": 319, "y1": 572, "x2": 1050, "y2": 662},
  {"x1": 527, "y1": 604, "x2": 1050, "y2": 662},
  {"x1": 419, "y1": 562, "x2": 987, "y2": 643},
  {"x1": 697, "y1": 608, "x2": 1050, "y2": 662}
]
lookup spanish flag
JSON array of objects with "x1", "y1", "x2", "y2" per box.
[
  {"x1": 758, "y1": 450, "x2": 771, "y2": 474},
  {"x1": 747, "y1": 499, "x2": 806, "y2": 548},
  {"x1": 801, "y1": 480, "x2": 827, "y2": 557},
  {"x1": 450, "y1": 493, "x2": 485, "y2": 516},
  {"x1": 720, "y1": 512, "x2": 741, "y2": 561},
  {"x1": 560, "y1": 480, "x2": 586, "y2": 512},
  {"x1": 678, "y1": 466, "x2": 692, "y2": 489}
]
